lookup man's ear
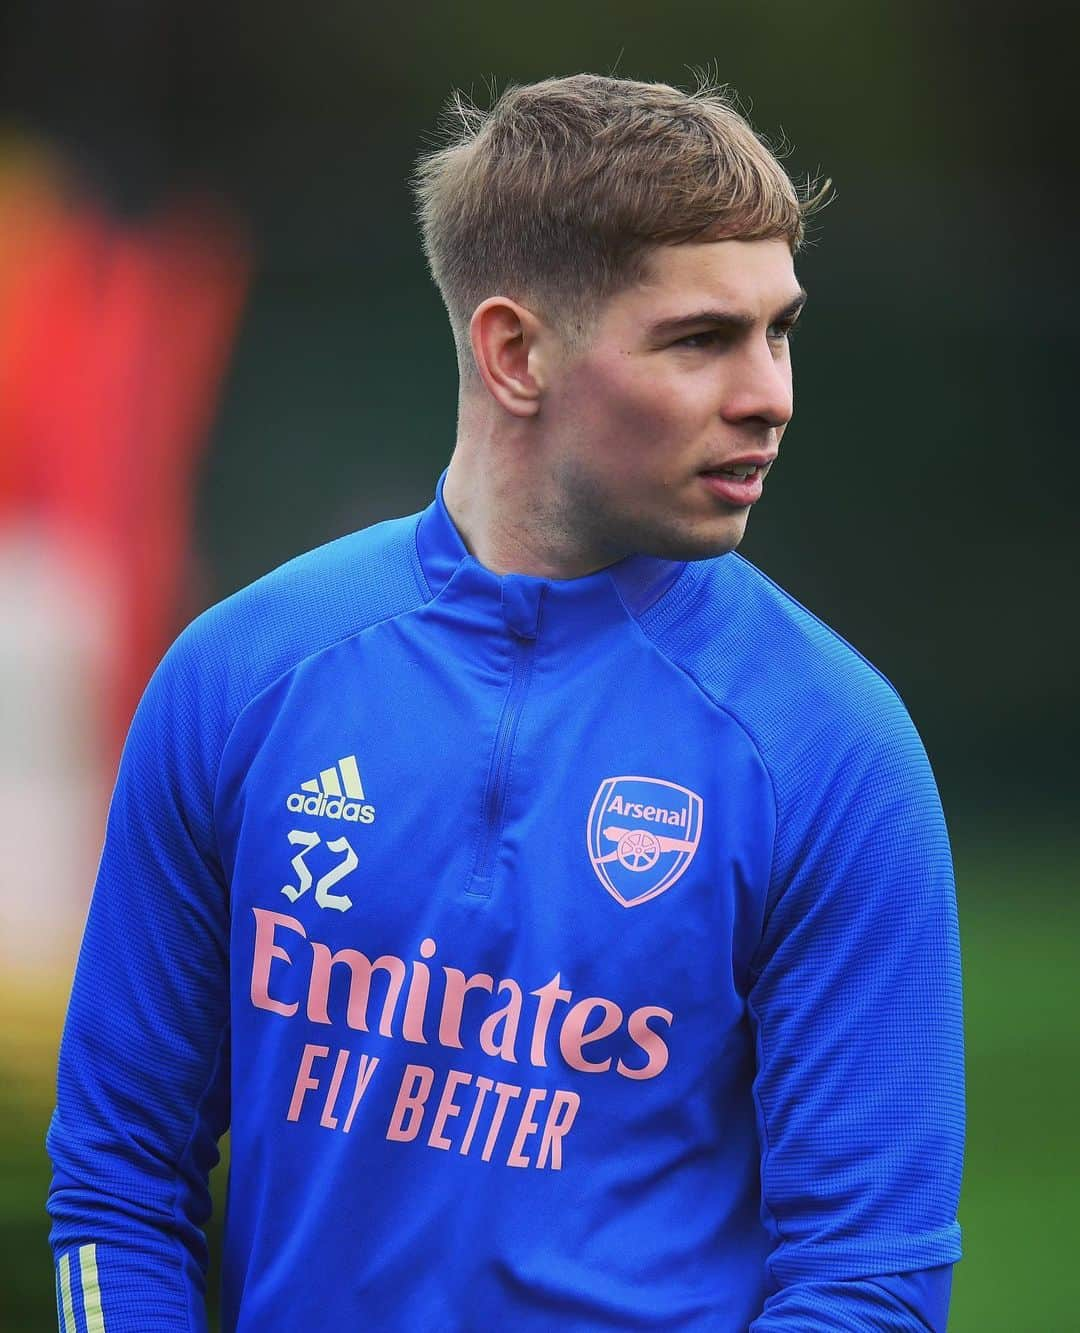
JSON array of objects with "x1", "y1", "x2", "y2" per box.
[{"x1": 468, "y1": 297, "x2": 552, "y2": 417}]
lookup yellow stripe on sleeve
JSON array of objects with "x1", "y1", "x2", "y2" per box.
[
  {"x1": 58, "y1": 1252, "x2": 76, "y2": 1332},
  {"x1": 79, "y1": 1243, "x2": 107, "y2": 1332}
]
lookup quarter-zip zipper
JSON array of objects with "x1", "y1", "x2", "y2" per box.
[{"x1": 467, "y1": 630, "x2": 536, "y2": 897}]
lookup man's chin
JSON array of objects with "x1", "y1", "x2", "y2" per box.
[{"x1": 634, "y1": 515, "x2": 750, "y2": 563}]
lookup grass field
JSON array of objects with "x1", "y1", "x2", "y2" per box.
[{"x1": 3, "y1": 835, "x2": 1075, "y2": 1330}]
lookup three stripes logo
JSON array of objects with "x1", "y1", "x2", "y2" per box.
[
  {"x1": 286, "y1": 754, "x2": 376, "y2": 823},
  {"x1": 56, "y1": 1244, "x2": 104, "y2": 1333}
]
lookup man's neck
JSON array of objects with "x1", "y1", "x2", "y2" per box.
[{"x1": 442, "y1": 450, "x2": 584, "y2": 579}]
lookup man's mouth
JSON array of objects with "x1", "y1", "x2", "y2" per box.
[
  {"x1": 700, "y1": 451, "x2": 776, "y2": 480},
  {"x1": 698, "y1": 462, "x2": 768, "y2": 506},
  {"x1": 703, "y1": 463, "x2": 762, "y2": 479}
]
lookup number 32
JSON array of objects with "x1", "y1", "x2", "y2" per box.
[{"x1": 281, "y1": 830, "x2": 358, "y2": 912}]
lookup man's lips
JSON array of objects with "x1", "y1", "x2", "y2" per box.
[
  {"x1": 698, "y1": 453, "x2": 775, "y2": 505},
  {"x1": 699, "y1": 451, "x2": 777, "y2": 474}
]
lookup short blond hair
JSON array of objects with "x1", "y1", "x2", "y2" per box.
[{"x1": 412, "y1": 73, "x2": 828, "y2": 373}]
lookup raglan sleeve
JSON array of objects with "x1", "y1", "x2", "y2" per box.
[
  {"x1": 746, "y1": 680, "x2": 964, "y2": 1330},
  {"x1": 46, "y1": 615, "x2": 231, "y2": 1333}
]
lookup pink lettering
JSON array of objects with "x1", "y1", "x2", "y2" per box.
[
  {"x1": 480, "y1": 1082, "x2": 522, "y2": 1162},
  {"x1": 287, "y1": 1043, "x2": 329, "y2": 1121},
  {"x1": 529, "y1": 973, "x2": 572, "y2": 1067},
  {"x1": 251, "y1": 908, "x2": 306, "y2": 1017},
  {"x1": 459, "y1": 1075, "x2": 494, "y2": 1155},
  {"x1": 385, "y1": 1063, "x2": 434, "y2": 1141},
  {"x1": 616, "y1": 1005, "x2": 674, "y2": 1080},
  {"x1": 439, "y1": 969, "x2": 495, "y2": 1048},
  {"x1": 402, "y1": 938, "x2": 437, "y2": 1044},
  {"x1": 319, "y1": 1048, "x2": 351, "y2": 1129},
  {"x1": 536, "y1": 1090, "x2": 580, "y2": 1170},
  {"x1": 478, "y1": 980, "x2": 522, "y2": 1062},
  {"x1": 306, "y1": 943, "x2": 406, "y2": 1034},
  {"x1": 427, "y1": 1069, "x2": 472, "y2": 1150},
  {"x1": 560, "y1": 996, "x2": 623, "y2": 1073},
  {"x1": 342, "y1": 1054, "x2": 381, "y2": 1133},
  {"x1": 506, "y1": 1087, "x2": 548, "y2": 1168}
]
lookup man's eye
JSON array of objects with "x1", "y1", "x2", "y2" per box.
[
  {"x1": 677, "y1": 330, "x2": 724, "y2": 349},
  {"x1": 677, "y1": 321, "x2": 802, "y2": 350}
]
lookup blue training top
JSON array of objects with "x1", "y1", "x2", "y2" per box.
[{"x1": 47, "y1": 471, "x2": 964, "y2": 1331}]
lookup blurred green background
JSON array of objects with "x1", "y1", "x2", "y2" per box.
[{"x1": 1, "y1": 0, "x2": 1075, "y2": 1327}]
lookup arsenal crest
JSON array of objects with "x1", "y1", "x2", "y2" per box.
[{"x1": 586, "y1": 776, "x2": 703, "y2": 908}]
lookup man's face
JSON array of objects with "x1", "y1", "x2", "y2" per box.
[{"x1": 538, "y1": 237, "x2": 804, "y2": 567}]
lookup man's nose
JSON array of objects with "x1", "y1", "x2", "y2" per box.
[{"x1": 720, "y1": 341, "x2": 793, "y2": 428}]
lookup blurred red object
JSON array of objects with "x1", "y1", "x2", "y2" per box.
[{"x1": 1, "y1": 150, "x2": 251, "y2": 767}]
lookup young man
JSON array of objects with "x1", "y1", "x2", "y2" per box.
[{"x1": 48, "y1": 75, "x2": 964, "y2": 1330}]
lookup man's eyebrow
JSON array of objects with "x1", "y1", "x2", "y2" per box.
[{"x1": 647, "y1": 288, "x2": 808, "y2": 340}]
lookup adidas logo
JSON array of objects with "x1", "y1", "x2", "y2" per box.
[{"x1": 286, "y1": 755, "x2": 376, "y2": 823}]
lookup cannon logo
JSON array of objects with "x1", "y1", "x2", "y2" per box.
[{"x1": 586, "y1": 776, "x2": 703, "y2": 908}]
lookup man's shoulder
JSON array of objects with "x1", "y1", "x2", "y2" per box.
[
  {"x1": 204, "y1": 509, "x2": 425, "y2": 638},
  {"x1": 157, "y1": 510, "x2": 428, "y2": 725},
  {"x1": 644, "y1": 551, "x2": 917, "y2": 768}
]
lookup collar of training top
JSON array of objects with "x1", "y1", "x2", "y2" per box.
[{"x1": 415, "y1": 468, "x2": 686, "y2": 621}]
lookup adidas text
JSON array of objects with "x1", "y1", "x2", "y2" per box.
[{"x1": 286, "y1": 792, "x2": 376, "y2": 823}]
